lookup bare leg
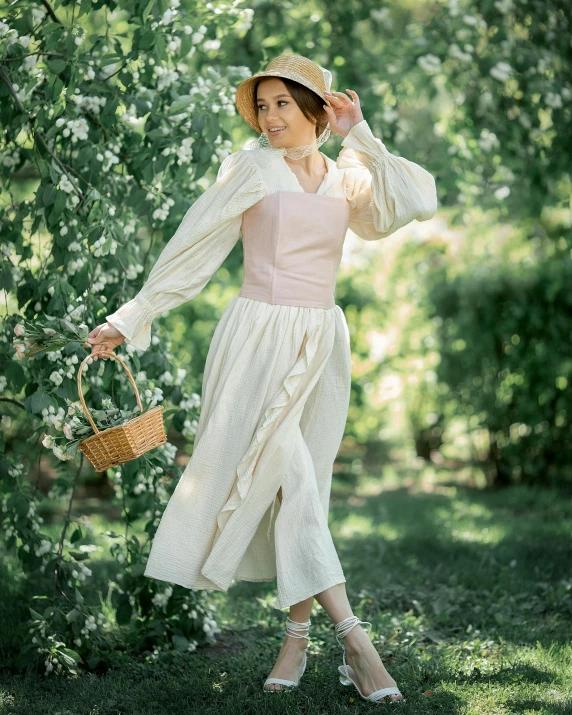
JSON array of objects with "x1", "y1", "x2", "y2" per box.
[
  {"x1": 314, "y1": 582, "x2": 403, "y2": 701},
  {"x1": 265, "y1": 488, "x2": 314, "y2": 691}
]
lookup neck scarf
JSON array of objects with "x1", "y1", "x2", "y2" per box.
[{"x1": 245, "y1": 123, "x2": 331, "y2": 159}]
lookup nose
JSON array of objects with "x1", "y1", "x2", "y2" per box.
[{"x1": 266, "y1": 109, "x2": 282, "y2": 124}]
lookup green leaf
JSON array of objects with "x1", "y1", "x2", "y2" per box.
[
  {"x1": 0, "y1": 262, "x2": 13, "y2": 292},
  {"x1": 121, "y1": 459, "x2": 138, "y2": 479},
  {"x1": 69, "y1": 551, "x2": 91, "y2": 561},
  {"x1": 155, "y1": 34, "x2": 166, "y2": 62},
  {"x1": 78, "y1": 0, "x2": 91, "y2": 17},
  {"x1": 66, "y1": 608, "x2": 82, "y2": 623},
  {"x1": 50, "y1": 77, "x2": 64, "y2": 102},
  {"x1": 172, "y1": 409, "x2": 187, "y2": 432},
  {"x1": 142, "y1": 0, "x2": 155, "y2": 22},
  {"x1": 43, "y1": 185, "x2": 57, "y2": 207},
  {"x1": 70, "y1": 526, "x2": 82, "y2": 543},
  {"x1": 145, "y1": 128, "x2": 167, "y2": 141},
  {"x1": 172, "y1": 635, "x2": 189, "y2": 652},
  {"x1": 47, "y1": 59, "x2": 67, "y2": 74},
  {"x1": 139, "y1": 30, "x2": 155, "y2": 50},
  {"x1": 57, "y1": 647, "x2": 82, "y2": 667},
  {"x1": 66, "y1": 441, "x2": 80, "y2": 458},
  {"x1": 115, "y1": 595, "x2": 133, "y2": 625},
  {"x1": 30, "y1": 387, "x2": 52, "y2": 414},
  {"x1": 99, "y1": 53, "x2": 123, "y2": 68},
  {"x1": 9, "y1": 492, "x2": 30, "y2": 518},
  {"x1": 161, "y1": 407, "x2": 180, "y2": 418},
  {"x1": 167, "y1": 96, "x2": 193, "y2": 116},
  {"x1": 53, "y1": 187, "x2": 67, "y2": 215}
]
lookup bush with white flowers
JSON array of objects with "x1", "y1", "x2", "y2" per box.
[
  {"x1": 409, "y1": 0, "x2": 570, "y2": 218},
  {"x1": 0, "y1": 0, "x2": 253, "y2": 679}
]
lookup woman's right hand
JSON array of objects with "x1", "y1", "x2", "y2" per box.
[{"x1": 84, "y1": 322, "x2": 126, "y2": 360}]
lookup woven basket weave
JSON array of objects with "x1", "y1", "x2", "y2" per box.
[{"x1": 77, "y1": 350, "x2": 167, "y2": 471}]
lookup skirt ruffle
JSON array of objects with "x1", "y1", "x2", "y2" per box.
[{"x1": 214, "y1": 321, "x2": 319, "y2": 542}]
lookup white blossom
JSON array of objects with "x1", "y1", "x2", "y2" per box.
[
  {"x1": 2, "y1": 149, "x2": 21, "y2": 168},
  {"x1": 61, "y1": 117, "x2": 89, "y2": 142},
  {"x1": 72, "y1": 94, "x2": 106, "y2": 114},
  {"x1": 478, "y1": 129, "x2": 500, "y2": 152},
  {"x1": 544, "y1": 92, "x2": 562, "y2": 109},
  {"x1": 490, "y1": 61, "x2": 512, "y2": 82},
  {"x1": 57, "y1": 176, "x2": 75, "y2": 194},
  {"x1": 448, "y1": 43, "x2": 472, "y2": 63},
  {"x1": 494, "y1": 186, "x2": 510, "y2": 200},
  {"x1": 494, "y1": 0, "x2": 514, "y2": 13},
  {"x1": 49, "y1": 371, "x2": 64, "y2": 386},
  {"x1": 417, "y1": 54, "x2": 441, "y2": 75}
]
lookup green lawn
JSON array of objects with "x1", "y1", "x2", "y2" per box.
[{"x1": 1, "y1": 466, "x2": 571, "y2": 714}]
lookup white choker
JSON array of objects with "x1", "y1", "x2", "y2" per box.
[{"x1": 245, "y1": 123, "x2": 331, "y2": 159}]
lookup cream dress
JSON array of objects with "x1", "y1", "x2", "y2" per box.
[{"x1": 105, "y1": 119, "x2": 437, "y2": 609}]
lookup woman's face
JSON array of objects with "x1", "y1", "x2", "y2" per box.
[{"x1": 256, "y1": 78, "x2": 316, "y2": 147}]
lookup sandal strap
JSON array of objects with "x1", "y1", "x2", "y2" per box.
[
  {"x1": 264, "y1": 677, "x2": 297, "y2": 687},
  {"x1": 333, "y1": 615, "x2": 372, "y2": 645},
  {"x1": 333, "y1": 615, "x2": 372, "y2": 668},
  {"x1": 367, "y1": 686, "x2": 403, "y2": 701},
  {"x1": 285, "y1": 615, "x2": 311, "y2": 639}
]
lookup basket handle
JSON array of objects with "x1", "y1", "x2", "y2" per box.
[{"x1": 76, "y1": 350, "x2": 144, "y2": 435}]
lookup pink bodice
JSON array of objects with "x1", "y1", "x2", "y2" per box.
[{"x1": 238, "y1": 191, "x2": 351, "y2": 309}]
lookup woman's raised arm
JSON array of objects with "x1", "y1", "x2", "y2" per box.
[{"x1": 337, "y1": 119, "x2": 437, "y2": 241}]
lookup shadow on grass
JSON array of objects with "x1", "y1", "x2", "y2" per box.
[{"x1": 1, "y1": 469, "x2": 570, "y2": 713}]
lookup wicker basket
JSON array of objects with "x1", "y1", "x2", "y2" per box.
[{"x1": 77, "y1": 350, "x2": 167, "y2": 471}]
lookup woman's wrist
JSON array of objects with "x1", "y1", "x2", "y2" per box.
[{"x1": 338, "y1": 118, "x2": 367, "y2": 139}]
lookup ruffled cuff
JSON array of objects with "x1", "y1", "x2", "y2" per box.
[
  {"x1": 339, "y1": 119, "x2": 389, "y2": 161},
  {"x1": 105, "y1": 293, "x2": 155, "y2": 352}
]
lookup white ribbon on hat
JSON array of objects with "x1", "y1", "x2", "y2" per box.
[{"x1": 318, "y1": 65, "x2": 333, "y2": 93}]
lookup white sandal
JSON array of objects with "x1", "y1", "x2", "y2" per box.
[
  {"x1": 262, "y1": 616, "x2": 311, "y2": 692},
  {"x1": 334, "y1": 615, "x2": 405, "y2": 703}
]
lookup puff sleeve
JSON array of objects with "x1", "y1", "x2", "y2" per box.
[
  {"x1": 105, "y1": 150, "x2": 266, "y2": 351},
  {"x1": 337, "y1": 119, "x2": 437, "y2": 241}
]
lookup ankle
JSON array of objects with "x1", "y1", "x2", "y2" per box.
[
  {"x1": 341, "y1": 625, "x2": 371, "y2": 656},
  {"x1": 284, "y1": 633, "x2": 309, "y2": 649}
]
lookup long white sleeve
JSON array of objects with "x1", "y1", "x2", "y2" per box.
[
  {"x1": 105, "y1": 151, "x2": 267, "y2": 351},
  {"x1": 336, "y1": 119, "x2": 437, "y2": 241}
]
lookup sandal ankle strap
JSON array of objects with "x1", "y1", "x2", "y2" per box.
[
  {"x1": 333, "y1": 615, "x2": 372, "y2": 647},
  {"x1": 285, "y1": 616, "x2": 311, "y2": 639}
]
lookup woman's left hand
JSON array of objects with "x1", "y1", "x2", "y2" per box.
[{"x1": 322, "y1": 89, "x2": 364, "y2": 138}]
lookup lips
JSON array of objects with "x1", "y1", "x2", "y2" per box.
[{"x1": 268, "y1": 127, "x2": 286, "y2": 135}]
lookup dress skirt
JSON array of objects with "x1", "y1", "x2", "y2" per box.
[{"x1": 144, "y1": 294, "x2": 352, "y2": 609}]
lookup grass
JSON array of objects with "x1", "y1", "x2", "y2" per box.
[{"x1": 1, "y1": 465, "x2": 571, "y2": 714}]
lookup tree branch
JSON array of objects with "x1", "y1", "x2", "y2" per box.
[
  {"x1": 40, "y1": 0, "x2": 62, "y2": 24},
  {"x1": 0, "y1": 396, "x2": 26, "y2": 409}
]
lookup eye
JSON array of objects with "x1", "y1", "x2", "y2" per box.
[{"x1": 257, "y1": 101, "x2": 288, "y2": 111}]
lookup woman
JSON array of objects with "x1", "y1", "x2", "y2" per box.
[{"x1": 86, "y1": 54, "x2": 437, "y2": 703}]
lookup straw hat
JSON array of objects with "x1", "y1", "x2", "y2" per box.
[{"x1": 235, "y1": 53, "x2": 334, "y2": 134}]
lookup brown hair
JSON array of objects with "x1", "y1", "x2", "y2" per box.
[{"x1": 253, "y1": 77, "x2": 328, "y2": 138}]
